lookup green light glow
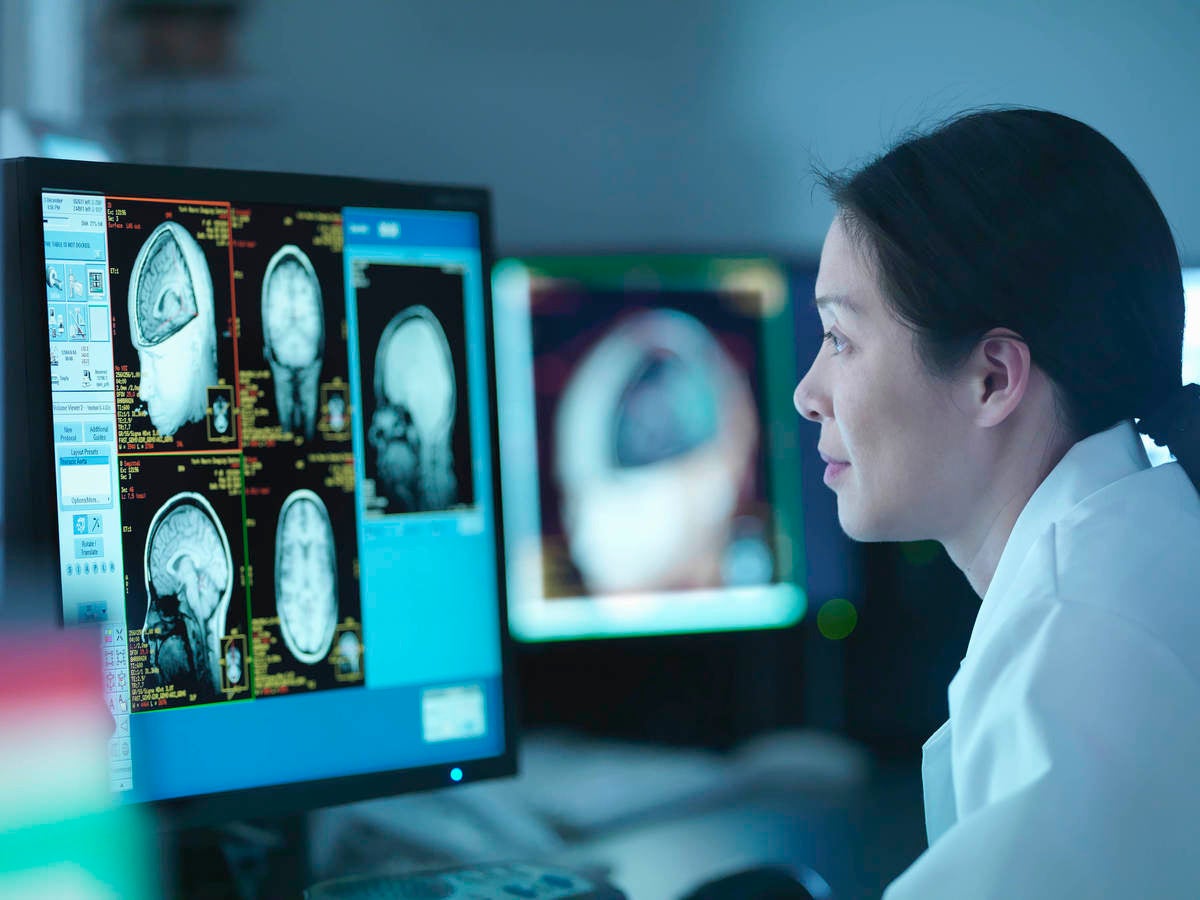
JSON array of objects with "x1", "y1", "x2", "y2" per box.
[
  {"x1": 899, "y1": 540, "x2": 941, "y2": 566},
  {"x1": 817, "y1": 598, "x2": 858, "y2": 640}
]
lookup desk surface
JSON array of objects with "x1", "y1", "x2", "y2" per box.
[{"x1": 553, "y1": 762, "x2": 925, "y2": 900}]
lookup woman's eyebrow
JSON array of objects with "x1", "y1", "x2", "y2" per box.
[{"x1": 812, "y1": 294, "x2": 863, "y2": 317}]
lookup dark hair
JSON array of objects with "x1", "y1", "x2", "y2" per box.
[{"x1": 813, "y1": 105, "x2": 1199, "y2": 497}]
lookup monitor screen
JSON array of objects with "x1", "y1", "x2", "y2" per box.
[
  {"x1": 4, "y1": 158, "x2": 514, "y2": 823},
  {"x1": 1142, "y1": 267, "x2": 1200, "y2": 466},
  {"x1": 493, "y1": 256, "x2": 807, "y2": 642}
]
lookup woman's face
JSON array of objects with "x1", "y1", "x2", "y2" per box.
[{"x1": 794, "y1": 216, "x2": 971, "y2": 543}]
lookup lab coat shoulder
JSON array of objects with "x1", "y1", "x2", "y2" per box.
[
  {"x1": 884, "y1": 463, "x2": 1200, "y2": 900},
  {"x1": 1053, "y1": 460, "x2": 1200, "y2": 680},
  {"x1": 886, "y1": 603, "x2": 1200, "y2": 898}
]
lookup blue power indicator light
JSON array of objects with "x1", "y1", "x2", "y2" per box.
[{"x1": 450, "y1": 767, "x2": 463, "y2": 782}]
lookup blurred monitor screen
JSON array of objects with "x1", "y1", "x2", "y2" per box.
[
  {"x1": 1142, "y1": 267, "x2": 1200, "y2": 466},
  {"x1": 5, "y1": 158, "x2": 514, "y2": 823},
  {"x1": 493, "y1": 256, "x2": 807, "y2": 642}
]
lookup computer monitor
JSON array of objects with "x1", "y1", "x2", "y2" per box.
[
  {"x1": 492, "y1": 256, "x2": 806, "y2": 642},
  {"x1": 1, "y1": 158, "x2": 515, "y2": 826},
  {"x1": 1141, "y1": 267, "x2": 1200, "y2": 466}
]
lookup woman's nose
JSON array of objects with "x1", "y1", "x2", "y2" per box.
[{"x1": 793, "y1": 372, "x2": 824, "y2": 422}]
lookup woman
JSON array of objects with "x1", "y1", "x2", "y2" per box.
[{"x1": 793, "y1": 107, "x2": 1200, "y2": 897}]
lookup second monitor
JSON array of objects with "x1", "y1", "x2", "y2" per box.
[{"x1": 493, "y1": 256, "x2": 807, "y2": 642}]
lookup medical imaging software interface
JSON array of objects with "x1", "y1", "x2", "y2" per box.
[{"x1": 43, "y1": 190, "x2": 504, "y2": 800}]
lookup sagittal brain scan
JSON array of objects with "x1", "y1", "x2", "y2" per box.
[
  {"x1": 127, "y1": 221, "x2": 217, "y2": 438},
  {"x1": 275, "y1": 489, "x2": 339, "y2": 664},
  {"x1": 551, "y1": 308, "x2": 762, "y2": 595},
  {"x1": 263, "y1": 245, "x2": 324, "y2": 439},
  {"x1": 141, "y1": 492, "x2": 234, "y2": 702},
  {"x1": 368, "y1": 305, "x2": 458, "y2": 512},
  {"x1": 334, "y1": 631, "x2": 362, "y2": 677}
]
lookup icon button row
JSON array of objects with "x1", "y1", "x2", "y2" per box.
[{"x1": 67, "y1": 561, "x2": 116, "y2": 576}]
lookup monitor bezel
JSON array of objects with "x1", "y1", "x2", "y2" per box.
[{"x1": 2, "y1": 156, "x2": 519, "y2": 829}]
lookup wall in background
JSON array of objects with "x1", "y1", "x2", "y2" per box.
[{"x1": 114, "y1": 0, "x2": 1200, "y2": 260}]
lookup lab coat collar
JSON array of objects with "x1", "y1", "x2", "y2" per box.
[{"x1": 965, "y1": 419, "x2": 1150, "y2": 659}]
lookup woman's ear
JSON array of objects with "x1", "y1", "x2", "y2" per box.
[{"x1": 970, "y1": 328, "x2": 1032, "y2": 428}]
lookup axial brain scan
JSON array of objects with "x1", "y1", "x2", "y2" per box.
[
  {"x1": 327, "y1": 392, "x2": 347, "y2": 432},
  {"x1": 127, "y1": 221, "x2": 217, "y2": 437},
  {"x1": 368, "y1": 305, "x2": 458, "y2": 511},
  {"x1": 141, "y1": 493, "x2": 234, "y2": 700},
  {"x1": 225, "y1": 641, "x2": 243, "y2": 685},
  {"x1": 275, "y1": 489, "x2": 339, "y2": 664},
  {"x1": 553, "y1": 309, "x2": 759, "y2": 594},
  {"x1": 212, "y1": 393, "x2": 231, "y2": 435},
  {"x1": 262, "y1": 245, "x2": 324, "y2": 439}
]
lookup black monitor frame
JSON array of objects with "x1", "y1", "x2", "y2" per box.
[{"x1": 0, "y1": 157, "x2": 518, "y2": 828}]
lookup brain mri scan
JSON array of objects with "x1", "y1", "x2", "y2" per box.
[
  {"x1": 334, "y1": 630, "x2": 362, "y2": 677},
  {"x1": 224, "y1": 640, "x2": 243, "y2": 686},
  {"x1": 262, "y1": 245, "x2": 325, "y2": 440},
  {"x1": 211, "y1": 393, "x2": 231, "y2": 435},
  {"x1": 553, "y1": 309, "x2": 760, "y2": 594},
  {"x1": 275, "y1": 489, "x2": 338, "y2": 665},
  {"x1": 141, "y1": 493, "x2": 234, "y2": 700},
  {"x1": 327, "y1": 392, "x2": 347, "y2": 432},
  {"x1": 368, "y1": 305, "x2": 457, "y2": 511},
  {"x1": 127, "y1": 221, "x2": 218, "y2": 438}
]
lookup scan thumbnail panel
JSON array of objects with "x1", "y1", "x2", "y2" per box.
[
  {"x1": 120, "y1": 453, "x2": 250, "y2": 711},
  {"x1": 352, "y1": 262, "x2": 475, "y2": 516},
  {"x1": 529, "y1": 286, "x2": 776, "y2": 600},
  {"x1": 108, "y1": 198, "x2": 238, "y2": 453},
  {"x1": 243, "y1": 446, "x2": 364, "y2": 696},
  {"x1": 233, "y1": 204, "x2": 353, "y2": 449}
]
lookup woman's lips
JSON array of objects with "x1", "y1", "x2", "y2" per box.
[
  {"x1": 823, "y1": 461, "x2": 850, "y2": 484},
  {"x1": 820, "y1": 451, "x2": 849, "y2": 487}
]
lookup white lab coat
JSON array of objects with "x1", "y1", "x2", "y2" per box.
[{"x1": 883, "y1": 419, "x2": 1200, "y2": 899}]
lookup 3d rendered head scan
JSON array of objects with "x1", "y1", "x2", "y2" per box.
[
  {"x1": 368, "y1": 305, "x2": 458, "y2": 511},
  {"x1": 142, "y1": 492, "x2": 234, "y2": 701},
  {"x1": 262, "y1": 245, "x2": 325, "y2": 440},
  {"x1": 127, "y1": 221, "x2": 218, "y2": 437},
  {"x1": 554, "y1": 309, "x2": 759, "y2": 594},
  {"x1": 275, "y1": 489, "x2": 339, "y2": 665}
]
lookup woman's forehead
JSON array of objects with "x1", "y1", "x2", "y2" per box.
[{"x1": 816, "y1": 218, "x2": 880, "y2": 315}]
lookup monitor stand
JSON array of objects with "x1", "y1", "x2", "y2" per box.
[{"x1": 165, "y1": 814, "x2": 310, "y2": 899}]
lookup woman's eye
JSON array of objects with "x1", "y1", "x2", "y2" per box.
[{"x1": 822, "y1": 330, "x2": 846, "y2": 355}]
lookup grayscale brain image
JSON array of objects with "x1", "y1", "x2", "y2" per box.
[
  {"x1": 143, "y1": 493, "x2": 232, "y2": 701},
  {"x1": 120, "y1": 454, "x2": 249, "y2": 710},
  {"x1": 262, "y1": 246, "x2": 324, "y2": 440},
  {"x1": 275, "y1": 488, "x2": 339, "y2": 664},
  {"x1": 532, "y1": 290, "x2": 775, "y2": 599},
  {"x1": 334, "y1": 630, "x2": 362, "y2": 677},
  {"x1": 354, "y1": 262, "x2": 475, "y2": 515},
  {"x1": 233, "y1": 204, "x2": 352, "y2": 448},
  {"x1": 129, "y1": 222, "x2": 214, "y2": 436},
  {"x1": 108, "y1": 200, "x2": 236, "y2": 453},
  {"x1": 224, "y1": 639, "x2": 244, "y2": 686},
  {"x1": 243, "y1": 446, "x2": 364, "y2": 696}
]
